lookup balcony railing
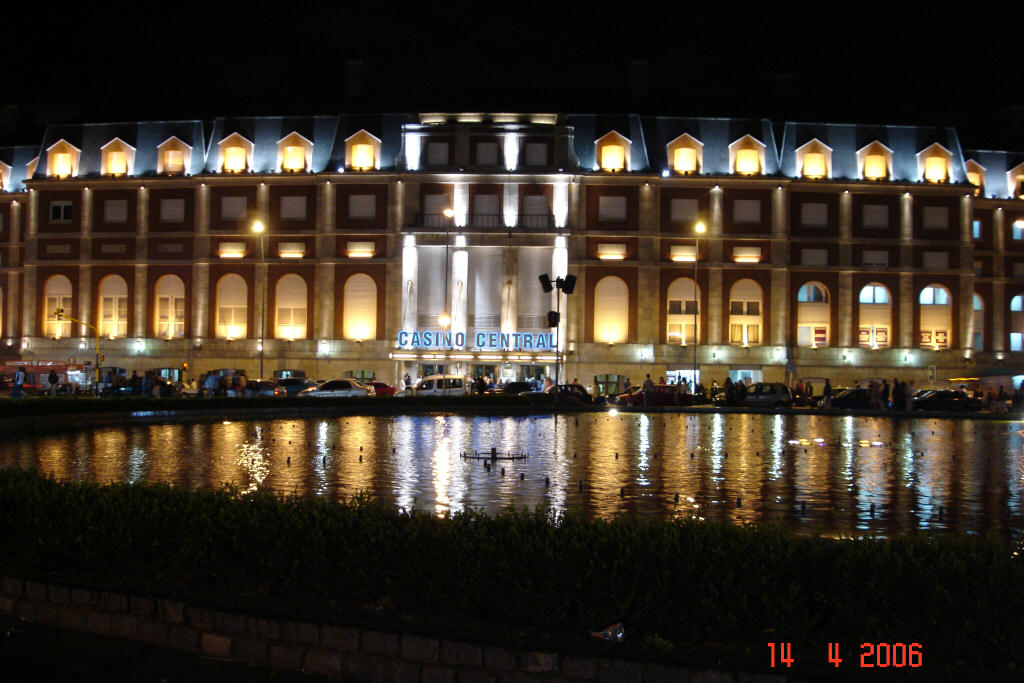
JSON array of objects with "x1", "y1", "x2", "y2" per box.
[{"x1": 410, "y1": 214, "x2": 556, "y2": 230}]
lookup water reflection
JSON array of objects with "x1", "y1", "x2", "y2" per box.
[{"x1": 3, "y1": 413, "x2": 1024, "y2": 538}]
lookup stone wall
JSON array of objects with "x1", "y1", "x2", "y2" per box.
[{"x1": 0, "y1": 575, "x2": 790, "y2": 682}]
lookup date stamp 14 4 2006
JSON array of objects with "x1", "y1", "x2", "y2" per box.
[{"x1": 768, "y1": 642, "x2": 923, "y2": 670}]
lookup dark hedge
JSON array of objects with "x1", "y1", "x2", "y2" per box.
[{"x1": 0, "y1": 467, "x2": 1019, "y2": 679}]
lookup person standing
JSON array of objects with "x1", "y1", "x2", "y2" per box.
[
  {"x1": 12, "y1": 366, "x2": 25, "y2": 399},
  {"x1": 642, "y1": 374, "x2": 655, "y2": 407},
  {"x1": 822, "y1": 378, "x2": 832, "y2": 408},
  {"x1": 47, "y1": 369, "x2": 59, "y2": 396}
]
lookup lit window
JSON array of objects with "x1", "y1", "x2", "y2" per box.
[
  {"x1": 597, "y1": 243, "x2": 627, "y2": 260},
  {"x1": 98, "y1": 276, "x2": 128, "y2": 339},
  {"x1": 924, "y1": 156, "x2": 947, "y2": 182},
  {"x1": 919, "y1": 286, "x2": 949, "y2": 306},
  {"x1": 1011, "y1": 295, "x2": 1022, "y2": 313},
  {"x1": 154, "y1": 275, "x2": 186, "y2": 339},
  {"x1": 967, "y1": 171, "x2": 981, "y2": 187},
  {"x1": 601, "y1": 145, "x2": 625, "y2": 172},
  {"x1": 275, "y1": 274, "x2": 307, "y2": 340},
  {"x1": 346, "y1": 241, "x2": 375, "y2": 258},
  {"x1": 859, "y1": 285, "x2": 889, "y2": 305},
  {"x1": 164, "y1": 149, "x2": 184, "y2": 174},
  {"x1": 797, "y1": 284, "x2": 828, "y2": 303},
  {"x1": 802, "y1": 152, "x2": 826, "y2": 178},
  {"x1": 972, "y1": 220, "x2": 981, "y2": 239},
  {"x1": 973, "y1": 294, "x2": 983, "y2": 312},
  {"x1": 107, "y1": 150, "x2": 127, "y2": 176},
  {"x1": 735, "y1": 149, "x2": 759, "y2": 175},
  {"x1": 53, "y1": 153, "x2": 72, "y2": 178},
  {"x1": 351, "y1": 143, "x2": 374, "y2": 170},
  {"x1": 674, "y1": 147, "x2": 697, "y2": 174},
  {"x1": 1013, "y1": 221, "x2": 1024, "y2": 240},
  {"x1": 863, "y1": 154, "x2": 887, "y2": 180},
  {"x1": 282, "y1": 146, "x2": 305, "y2": 172},
  {"x1": 223, "y1": 146, "x2": 246, "y2": 173}
]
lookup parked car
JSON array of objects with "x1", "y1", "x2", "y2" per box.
[
  {"x1": 244, "y1": 379, "x2": 287, "y2": 398},
  {"x1": 822, "y1": 387, "x2": 872, "y2": 409},
  {"x1": 276, "y1": 377, "x2": 317, "y2": 396},
  {"x1": 401, "y1": 375, "x2": 471, "y2": 397},
  {"x1": 523, "y1": 384, "x2": 595, "y2": 405},
  {"x1": 298, "y1": 379, "x2": 375, "y2": 398},
  {"x1": 492, "y1": 381, "x2": 534, "y2": 395},
  {"x1": 614, "y1": 384, "x2": 694, "y2": 407},
  {"x1": 368, "y1": 381, "x2": 398, "y2": 397},
  {"x1": 715, "y1": 382, "x2": 793, "y2": 409},
  {"x1": 911, "y1": 389, "x2": 984, "y2": 412}
]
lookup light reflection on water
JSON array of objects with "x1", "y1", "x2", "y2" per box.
[{"x1": 3, "y1": 413, "x2": 1024, "y2": 538}]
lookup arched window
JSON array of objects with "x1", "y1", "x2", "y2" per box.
[
  {"x1": 343, "y1": 274, "x2": 377, "y2": 340},
  {"x1": 919, "y1": 284, "x2": 952, "y2": 349},
  {"x1": 275, "y1": 274, "x2": 308, "y2": 340},
  {"x1": 1010, "y1": 295, "x2": 1024, "y2": 352},
  {"x1": 154, "y1": 275, "x2": 185, "y2": 339},
  {"x1": 215, "y1": 274, "x2": 247, "y2": 339},
  {"x1": 973, "y1": 293, "x2": 984, "y2": 351},
  {"x1": 858, "y1": 283, "x2": 891, "y2": 348},
  {"x1": 728, "y1": 279, "x2": 762, "y2": 346},
  {"x1": 797, "y1": 283, "x2": 828, "y2": 303},
  {"x1": 43, "y1": 275, "x2": 73, "y2": 338},
  {"x1": 594, "y1": 276, "x2": 629, "y2": 343},
  {"x1": 666, "y1": 277, "x2": 699, "y2": 344},
  {"x1": 98, "y1": 275, "x2": 128, "y2": 339},
  {"x1": 796, "y1": 282, "x2": 830, "y2": 347}
]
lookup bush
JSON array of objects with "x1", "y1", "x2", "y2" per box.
[{"x1": 0, "y1": 466, "x2": 1020, "y2": 675}]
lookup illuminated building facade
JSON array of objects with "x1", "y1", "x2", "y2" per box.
[{"x1": 0, "y1": 112, "x2": 1022, "y2": 387}]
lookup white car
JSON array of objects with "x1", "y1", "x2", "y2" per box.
[
  {"x1": 298, "y1": 379, "x2": 375, "y2": 397},
  {"x1": 401, "y1": 375, "x2": 470, "y2": 397}
]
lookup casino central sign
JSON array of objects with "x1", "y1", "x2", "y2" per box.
[{"x1": 397, "y1": 330, "x2": 556, "y2": 351}]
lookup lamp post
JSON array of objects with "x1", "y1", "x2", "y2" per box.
[
  {"x1": 252, "y1": 219, "x2": 266, "y2": 379},
  {"x1": 693, "y1": 220, "x2": 706, "y2": 393},
  {"x1": 539, "y1": 273, "x2": 576, "y2": 412},
  {"x1": 54, "y1": 309, "x2": 101, "y2": 393}
]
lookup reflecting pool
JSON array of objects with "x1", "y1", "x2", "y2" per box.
[{"x1": 3, "y1": 412, "x2": 1024, "y2": 538}]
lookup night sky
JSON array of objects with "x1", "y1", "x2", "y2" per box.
[{"x1": 3, "y1": 4, "x2": 1021, "y2": 151}]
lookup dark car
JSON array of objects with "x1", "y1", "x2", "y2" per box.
[
  {"x1": 911, "y1": 389, "x2": 984, "y2": 412},
  {"x1": 368, "y1": 381, "x2": 398, "y2": 397},
  {"x1": 523, "y1": 384, "x2": 594, "y2": 405},
  {"x1": 715, "y1": 382, "x2": 793, "y2": 409},
  {"x1": 277, "y1": 377, "x2": 316, "y2": 396},
  {"x1": 244, "y1": 379, "x2": 286, "y2": 398},
  {"x1": 823, "y1": 387, "x2": 872, "y2": 409},
  {"x1": 615, "y1": 384, "x2": 696, "y2": 407},
  {"x1": 493, "y1": 381, "x2": 534, "y2": 395}
]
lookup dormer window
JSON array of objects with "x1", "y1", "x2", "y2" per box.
[
  {"x1": 802, "y1": 153, "x2": 825, "y2": 178},
  {"x1": 795, "y1": 137, "x2": 833, "y2": 179},
  {"x1": 224, "y1": 147, "x2": 246, "y2": 173},
  {"x1": 157, "y1": 136, "x2": 191, "y2": 175},
  {"x1": 107, "y1": 151, "x2": 127, "y2": 175},
  {"x1": 596, "y1": 131, "x2": 631, "y2": 172},
  {"x1": 917, "y1": 143, "x2": 952, "y2": 183},
  {"x1": 0, "y1": 160, "x2": 9, "y2": 191},
  {"x1": 282, "y1": 146, "x2": 305, "y2": 172},
  {"x1": 965, "y1": 160, "x2": 985, "y2": 196},
  {"x1": 54, "y1": 153, "x2": 72, "y2": 177},
  {"x1": 345, "y1": 130, "x2": 381, "y2": 171},
  {"x1": 164, "y1": 150, "x2": 184, "y2": 174},
  {"x1": 729, "y1": 135, "x2": 766, "y2": 176},
  {"x1": 667, "y1": 133, "x2": 703, "y2": 175},
  {"x1": 218, "y1": 132, "x2": 254, "y2": 174},
  {"x1": 864, "y1": 155, "x2": 886, "y2": 179},
  {"x1": 1006, "y1": 162, "x2": 1024, "y2": 199}
]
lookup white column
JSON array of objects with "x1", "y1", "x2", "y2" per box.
[
  {"x1": 553, "y1": 236, "x2": 568, "y2": 351},
  {"x1": 400, "y1": 236, "x2": 418, "y2": 344},
  {"x1": 503, "y1": 183, "x2": 518, "y2": 228},
  {"x1": 451, "y1": 235, "x2": 468, "y2": 346}
]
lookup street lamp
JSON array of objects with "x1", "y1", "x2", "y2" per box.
[
  {"x1": 539, "y1": 272, "x2": 576, "y2": 411},
  {"x1": 693, "y1": 220, "x2": 706, "y2": 393},
  {"x1": 251, "y1": 219, "x2": 266, "y2": 378}
]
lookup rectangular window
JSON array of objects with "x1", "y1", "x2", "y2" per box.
[
  {"x1": 733, "y1": 199, "x2": 761, "y2": 224},
  {"x1": 972, "y1": 220, "x2": 981, "y2": 239},
  {"x1": 862, "y1": 204, "x2": 888, "y2": 228},
  {"x1": 159, "y1": 198, "x2": 185, "y2": 222},
  {"x1": 348, "y1": 194, "x2": 377, "y2": 220},
  {"x1": 973, "y1": 332, "x2": 983, "y2": 350},
  {"x1": 683, "y1": 300, "x2": 698, "y2": 315},
  {"x1": 103, "y1": 199, "x2": 128, "y2": 223},
  {"x1": 157, "y1": 243, "x2": 184, "y2": 254},
  {"x1": 800, "y1": 203, "x2": 828, "y2": 227},
  {"x1": 1011, "y1": 333, "x2": 1023, "y2": 352},
  {"x1": 667, "y1": 323, "x2": 682, "y2": 339},
  {"x1": 50, "y1": 201, "x2": 73, "y2": 222},
  {"x1": 1013, "y1": 221, "x2": 1024, "y2": 240},
  {"x1": 746, "y1": 325, "x2": 760, "y2": 344},
  {"x1": 1014, "y1": 263, "x2": 1024, "y2": 278},
  {"x1": 922, "y1": 251, "x2": 949, "y2": 269},
  {"x1": 99, "y1": 243, "x2": 127, "y2": 254},
  {"x1": 730, "y1": 324, "x2": 743, "y2": 344},
  {"x1": 471, "y1": 194, "x2": 501, "y2": 226},
  {"x1": 797, "y1": 325, "x2": 813, "y2": 347},
  {"x1": 156, "y1": 296, "x2": 185, "y2": 338},
  {"x1": 523, "y1": 142, "x2": 548, "y2": 166},
  {"x1": 922, "y1": 206, "x2": 949, "y2": 229},
  {"x1": 746, "y1": 301, "x2": 760, "y2": 316},
  {"x1": 475, "y1": 142, "x2": 499, "y2": 166},
  {"x1": 597, "y1": 196, "x2": 627, "y2": 221},
  {"x1": 426, "y1": 142, "x2": 449, "y2": 166},
  {"x1": 729, "y1": 300, "x2": 744, "y2": 315},
  {"x1": 668, "y1": 300, "x2": 682, "y2": 315},
  {"x1": 801, "y1": 248, "x2": 828, "y2": 266},
  {"x1": 522, "y1": 195, "x2": 549, "y2": 227},
  {"x1": 280, "y1": 196, "x2": 307, "y2": 220},
  {"x1": 220, "y1": 196, "x2": 247, "y2": 219},
  {"x1": 45, "y1": 244, "x2": 71, "y2": 255},
  {"x1": 862, "y1": 250, "x2": 889, "y2": 267},
  {"x1": 670, "y1": 198, "x2": 699, "y2": 223}
]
